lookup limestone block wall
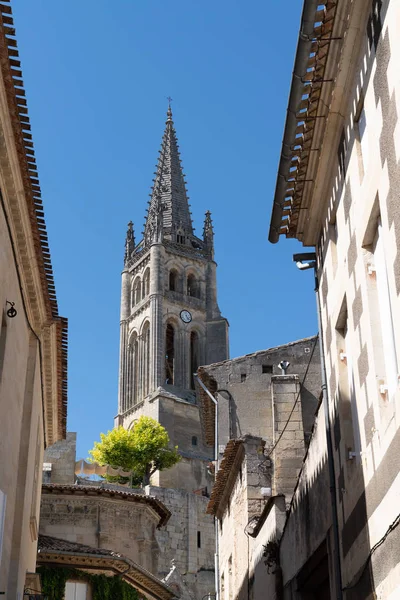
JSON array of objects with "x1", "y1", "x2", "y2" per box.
[
  {"x1": 43, "y1": 432, "x2": 76, "y2": 484},
  {"x1": 217, "y1": 437, "x2": 271, "y2": 600},
  {"x1": 148, "y1": 486, "x2": 215, "y2": 600},
  {"x1": 199, "y1": 337, "x2": 321, "y2": 457},
  {"x1": 39, "y1": 491, "x2": 160, "y2": 574},
  {"x1": 271, "y1": 375, "x2": 306, "y2": 501}
]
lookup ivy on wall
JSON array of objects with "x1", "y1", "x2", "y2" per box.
[{"x1": 38, "y1": 566, "x2": 140, "y2": 600}]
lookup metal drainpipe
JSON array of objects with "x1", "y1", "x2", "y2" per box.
[
  {"x1": 314, "y1": 269, "x2": 343, "y2": 600},
  {"x1": 194, "y1": 374, "x2": 219, "y2": 600}
]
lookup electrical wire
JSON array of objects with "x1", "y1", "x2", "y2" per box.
[
  {"x1": 342, "y1": 511, "x2": 400, "y2": 591},
  {"x1": 266, "y1": 334, "x2": 319, "y2": 458}
]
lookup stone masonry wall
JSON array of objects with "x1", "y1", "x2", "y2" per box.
[
  {"x1": 271, "y1": 375, "x2": 306, "y2": 502},
  {"x1": 40, "y1": 491, "x2": 160, "y2": 574},
  {"x1": 43, "y1": 432, "x2": 76, "y2": 484},
  {"x1": 148, "y1": 486, "x2": 215, "y2": 600}
]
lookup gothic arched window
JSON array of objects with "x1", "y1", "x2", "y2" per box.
[
  {"x1": 177, "y1": 230, "x2": 185, "y2": 244},
  {"x1": 169, "y1": 269, "x2": 178, "y2": 291},
  {"x1": 142, "y1": 322, "x2": 150, "y2": 397},
  {"x1": 143, "y1": 268, "x2": 150, "y2": 297},
  {"x1": 133, "y1": 277, "x2": 142, "y2": 306},
  {"x1": 187, "y1": 274, "x2": 200, "y2": 298},
  {"x1": 165, "y1": 324, "x2": 175, "y2": 385},
  {"x1": 129, "y1": 333, "x2": 139, "y2": 407},
  {"x1": 190, "y1": 331, "x2": 200, "y2": 389}
]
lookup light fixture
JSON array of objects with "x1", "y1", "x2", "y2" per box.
[{"x1": 6, "y1": 300, "x2": 17, "y2": 318}]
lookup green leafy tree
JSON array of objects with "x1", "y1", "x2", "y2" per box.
[{"x1": 89, "y1": 416, "x2": 180, "y2": 486}]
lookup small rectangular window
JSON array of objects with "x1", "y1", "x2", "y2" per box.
[
  {"x1": 241, "y1": 373, "x2": 246, "y2": 382},
  {"x1": 65, "y1": 582, "x2": 88, "y2": 600},
  {"x1": 367, "y1": 0, "x2": 382, "y2": 50},
  {"x1": 197, "y1": 531, "x2": 201, "y2": 548},
  {"x1": 262, "y1": 365, "x2": 273, "y2": 374}
]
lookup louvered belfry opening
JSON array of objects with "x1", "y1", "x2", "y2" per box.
[
  {"x1": 190, "y1": 331, "x2": 199, "y2": 389},
  {"x1": 165, "y1": 324, "x2": 175, "y2": 384}
]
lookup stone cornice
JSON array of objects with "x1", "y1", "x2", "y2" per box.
[{"x1": 41, "y1": 484, "x2": 171, "y2": 528}]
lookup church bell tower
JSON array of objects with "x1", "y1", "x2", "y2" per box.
[{"x1": 116, "y1": 105, "x2": 229, "y2": 491}]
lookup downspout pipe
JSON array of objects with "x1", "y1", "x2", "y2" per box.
[
  {"x1": 315, "y1": 270, "x2": 344, "y2": 600},
  {"x1": 269, "y1": 0, "x2": 321, "y2": 243},
  {"x1": 293, "y1": 253, "x2": 343, "y2": 599},
  {"x1": 194, "y1": 374, "x2": 220, "y2": 600}
]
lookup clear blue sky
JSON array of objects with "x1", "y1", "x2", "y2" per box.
[{"x1": 13, "y1": 0, "x2": 317, "y2": 459}]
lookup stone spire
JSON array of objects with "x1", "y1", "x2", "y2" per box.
[
  {"x1": 144, "y1": 106, "x2": 193, "y2": 245},
  {"x1": 124, "y1": 221, "x2": 135, "y2": 265},
  {"x1": 203, "y1": 210, "x2": 214, "y2": 259}
]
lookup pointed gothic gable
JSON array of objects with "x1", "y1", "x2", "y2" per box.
[{"x1": 144, "y1": 106, "x2": 194, "y2": 244}]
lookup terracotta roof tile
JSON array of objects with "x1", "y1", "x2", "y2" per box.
[{"x1": 206, "y1": 440, "x2": 244, "y2": 517}]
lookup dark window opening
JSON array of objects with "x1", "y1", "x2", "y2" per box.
[
  {"x1": 143, "y1": 323, "x2": 150, "y2": 397},
  {"x1": 367, "y1": 0, "x2": 382, "y2": 50},
  {"x1": 187, "y1": 274, "x2": 200, "y2": 298},
  {"x1": 165, "y1": 324, "x2": 175, "y2": 385},
  {"x1": 169, "y1": 270, "x2": 177, "y2": 291},
  {"x1": 338, "y1": 129, "x2": 347, "y2": 179},
  {"x1": 177, "y1": 234, "x2": 185, "y2": 244},
  {"x1": 296, "y1": 542, "x2": 331, "y2": 600},
  {"x1": 190, "y1": 331, "x2": 200, "y2": 389},
  {"x1": 42, "y1": 470, "x2": 51, "y2": 484},
  {"x1": 262, "y1": 364, "x2": 273, "y2": 374},
  {"x1": 241, "y1": 373, "x2": 246, "y2": 383},
  {"x1": 192, "y1": 436, "x2": 198, "y2": 446},
  {"x1": 197, "y1": 531, "x2": 201, "y2": 548}
]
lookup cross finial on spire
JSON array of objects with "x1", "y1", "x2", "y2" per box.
[{"x1": 166, "y1": 96, "x2": 173, "y2": 122}]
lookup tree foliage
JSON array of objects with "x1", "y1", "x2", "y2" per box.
[{"x1": 89, "y1": 416, "x2": 180, "y2": 486}]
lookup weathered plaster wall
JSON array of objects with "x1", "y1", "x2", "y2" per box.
[
  {"x1": 309, "y1": 0, "x2": 400, "y2": 596},
  {"x1": 0, "y1": 194, "x2": 46, "y2": 597}
]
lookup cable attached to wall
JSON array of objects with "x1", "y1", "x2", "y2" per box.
[
  {"x1": 342, "y1": 511, "x2": 400, "y2": 591},
  {"x1": 0, "y1": 188, "x2": 48, "y2": 445}
]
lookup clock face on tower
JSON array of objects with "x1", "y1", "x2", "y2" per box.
[{"x1": 180, "y1": 310, "x2": 192, "y2": 323}]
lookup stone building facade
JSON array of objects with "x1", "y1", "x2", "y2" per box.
[
  {"x1": 40, "y1": 484, "x2": 170, "y2": 576},
  {"x1": 0, "y1": 2, "x2": 68, "y2": 597},
  {"x1": 197, "y1": 337, "x2": 321, "y2": 475},
  {"x1": 116, "y1": 105, "x2": 228, "y2": 492},
  {"x1": 110, "y1": 106, "x2": 230, "y2": 598},
  {"x1": 199, "y1": 344, "x2": 322, "y2": 600},
  {"x1": 267, "y1": 0, "x2": 400, "y2": 597},
  {"x1": 42, "y1": 431, "x2": 215, "y2": 600}
]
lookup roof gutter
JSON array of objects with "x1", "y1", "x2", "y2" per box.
[{"x1": 269, "y1": 0, "x2": 321, "y2": 244}]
